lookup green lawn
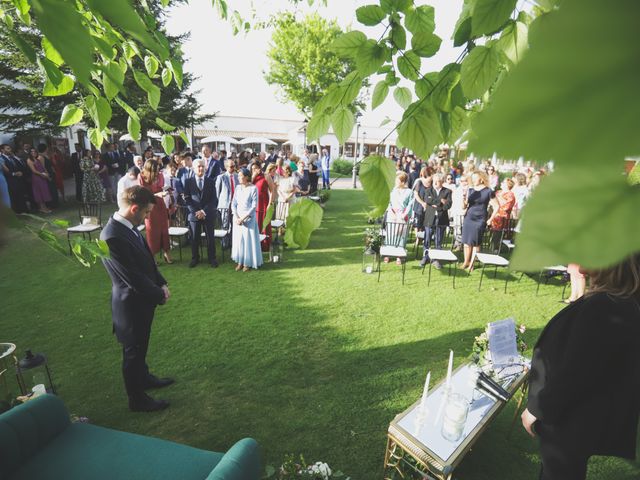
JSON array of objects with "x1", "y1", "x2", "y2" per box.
[{"x1": 2, "y1": 189, "x2": 638, "y2": 479}]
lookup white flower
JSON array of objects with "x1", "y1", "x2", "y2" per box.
[
  {"x1": 307, "y1": 462, "x2": 332, "y2": 479},
  {"x1": 519, "y1": 324, "x2": 526, "y2": 334}
]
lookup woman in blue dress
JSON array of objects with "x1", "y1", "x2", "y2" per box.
[
  {"x1": 461, "y1": 171, "x2": 492, "y2": 272},
  {"x1": 231, "y1": 168, "x2": 264, "y2": 271},
  {"x1": 0, "y1": 154, "x2": 11, "y2": 208}
]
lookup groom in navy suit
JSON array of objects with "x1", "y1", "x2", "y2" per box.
[
  {"x1": 100, "y1": 186, "x2": 174, "y2": 412},
  {"x1": 184, "y1": 158, "x2": 218, "y2": 268}
]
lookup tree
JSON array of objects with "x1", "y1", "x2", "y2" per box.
[{"x1": 264, "y1": 13, "x2": 366, "y2": 117}]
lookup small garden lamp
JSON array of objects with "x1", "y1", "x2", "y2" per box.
[
  {"x1": 271, "y1": 234, "x2": 284, "y2": 263},
  {"x1": 16, "y1": 350, "x2": 56, "y2": 396},
  {"x1": 362, "y1": 245, "x2": 377, "y2": 274}
]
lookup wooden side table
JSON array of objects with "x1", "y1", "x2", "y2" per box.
[{"x1": 383, "y1": 362, "x2": 529, "y2": 480}]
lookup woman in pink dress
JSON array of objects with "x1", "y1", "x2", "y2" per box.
[
  {"x1": 138, "y1": 160, "x2": 173, "y2": 263},
  {"x1": 26, "y1": 148, "x2": 52, "y2": 213}
]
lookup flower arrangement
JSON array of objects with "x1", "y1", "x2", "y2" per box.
[
  {"x1": 471, "y1": 324, "x2": 527, "y2": 366},
  {"x1": 364, "y1": 227, "x2": 383, "y2": 253},
  {"x1": 265, "y1": 455, "x2": 349, "y2": 480}
]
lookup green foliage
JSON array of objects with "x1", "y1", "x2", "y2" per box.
[
  {"x1": 393, "y1": 86, "x2": 412, "y2": 109},
  {"x1": 263, "y1": 203, "x2": 275, "y2": 232},
  {"x1": 629, "y1": 163, "x2": 640, "y2": 186},
  {"x1": 331, "y1": 159, "x2": 355, "y2": 176},
  {"x1": 396, "y1": 51, "x2": 420, "y2": 80},
  {"x1": 371, "y1": 80, "x2": 389, "y2": 109},
  {"x1": 404, "y1": 5, "x2": 435, "y2": 35},
  {"x1": 59, "y1": 104, "x2": 83, "y2": 127},
  {"x1": 358, "y1": 155, "x2": 395, "y2": 217},
  {"x1": 264, "y1": 14, "x2": 361, "y2": 116},
  {"x1": 331, "y1": 107, "x2": 355, "y2": 145},
  {"x1": 471, "y1": 0, "x2": 518, "y2": 36},
  {"x1": 161, "y1": 134, "x2": 175, "y2": 156},
  {"x1": 496, "y1": 20, "x2": 529, "y2": 65},
  {"x1": 460, "y1": 45, "x2": 502, "y2": 99},
  {"x1": 397, "y1": 103, "x2": 442, "y2": 158},
  {"x1": 284, "y1": 199, "x2": 324, "y2": 249},
  {"x1": 355, "y1": 5, "x2": 386, "y2": 26},
  {"x1": 411, "y1": 32, "x2": 441, "y2": 58},
  {"x1": 472, "y1": 0, "x2": 640, "y2": 269}
]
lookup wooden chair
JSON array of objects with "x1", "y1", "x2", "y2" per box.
[{"x1": 67, "y1": 203, "x2": 102, "y2": 253}]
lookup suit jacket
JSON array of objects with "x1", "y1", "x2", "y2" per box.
[
  {"x1": 423, "y1": 187, "x2": 452, "y2": 227},
  {"x1": 205, "y1": 158, "x2": 223, "y2": 179},
  {"x1": 527, "y1": 292, "x2": 640, "y2": 459},
  {"x1": 184, "y1": 175, "x2": 218, "y2": 223},
  {"x1": 124, "y1": 151, "x2": 135, "y2": 170},
  {"x1": 215, "y1": 171, "x2": 238, "y2": 209},
  {"x1": 100, "y1": 217, "x2": 167, "y2": 343}
]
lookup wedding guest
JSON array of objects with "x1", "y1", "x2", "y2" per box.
[
  {"x1": 487, "y1": 165, "x2": 499, "y2": 190},
  {"x1": 51, "y1": 147, "x2": 65, "y2": 201},
  {"x1": 105, "y1": 143, "x2": 123, "y2": 200},
  {"x1": 117, "y1": 167, "x2": 140, "y2": 208},
  {"x1": 231, "y1": 167, "x2": 263, "y2": 271},
  {"x1": 420, "y1": 174, "x2": 452, "y2": 269},
  {"x1": 308, "y1": 152, "x2": 319, "y2": 194},
  {"x1": 523, "y1": 253, "x2": 640, "y2": 480},
  {"x1": 264, "y1": 163, "x2": 279, "y2": 202},
  {"x1": 27, "y1": 148, "x2": 52, "y2": 213},
  {"x1": 80, "y1": 150, "x2": 105, "y2": 204},
  {"x1": 487, "y1": 178, "x2": 516, "y2": 251},
  {"x1": 450, "y1": 175, "x2": 469, "y2": 250},
  {"x1": 184, "y1": 159, "x2": 218, "y2": 268},
  {"x1": 1, "y1": 144, "x2": 28, "y2": 212},
  {"x1": 138, "y1": 160, "x2": 173, "y2": 264},
  {"x1": 215, "y1": 159, "x2": 238, "y2": 210},
  {"x1": 251, "y1": 161, "x2": 272, "y2": 252},
  {"x1": 320, "y1": 148, "x2": 331, "y2": 189},
  {"x1": 94, "y1": 151, "x2": 112, "y2": 203},
  {"x1": 384, "y1": 172, "x2": 413, "y2": 265},
  {"x1": 275, "y1": 157, "x2": 285, "y2": 177},
  {"x1": 134, "y1": 155, "x2": 144, "y2": 170},
  {"x1": 143, "y1": 148, "x2": 154, "y2": 163},
  {"x1": 0, "y1": 150, "x2": 10, "y2": 208},
  {"x1": 443, "y1": 173, "x2": 456, "y2": 190},
  {"x1": 277, "y1": 165, "x2": 299, "y2": 208},
  {"x1": 412, "y1": 167, "x2": 431, "y2": 233},
  {"x1": 295, "y1": 159, "x2": 310, "y2": 194},
  {"x1": 37, "y1": 144, "x2": 58, "y2": 208},
  {"x1": 461, "y1": 172, "x2": 491, "y2": 272},
  {"x1": 512, "y1": 173, "x2": 529, "y2": 218},
  {"x1": 408, "y1": 160, "x2": 419, "y2": 189}
]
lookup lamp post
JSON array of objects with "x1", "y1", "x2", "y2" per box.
[
  {"x1": 352, "y1": 112, "x2": 362, "y2": 189},
  {"x1": 362, "y1": 132, "x2": 367, "y2": 157},
  {"x1": 303, "y1": 118, "x2": 308, "y2": 152}
]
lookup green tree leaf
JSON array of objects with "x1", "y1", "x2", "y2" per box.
[
  {"x1": 8, "y1": 31, "x2": 36, "y2": 63},
  {"x1": 93, "y1": 35, "x2": 116, "y2": 60},
  {"x1": 411, "y1": 32, "x2": 442, "y2": 58},
  {"x1": 339, "y1": 71, "x2": 363, "y2": 105},
  {"x1": 433, "y1": 63, "x2": 462, "y2": 113},
  {"x1": 284, "y1": 198, "x2": 323, "y2": 249},
  {"x1": 330, "y1": 30, "x2": 367, "y2": 58},
  {"x1": 397, "y1": 103, "x2": 442, "y2": 158},
  {"x1": 156, "y1": 117, "x2": 176, "y2": 132},
  {"x1": 169, "y1": 58, "x2": 183, "y2": 89},
  {"x1": 359, "y1": 155, "x2": 396, "y2": 217},
  {"x1": 331, "y1": 106, "x2": 355, "y2": 144},
  {"x1": 59, "y1": 104, "x2": 83, "y2": 126},
  {"x1": 446, "y1": 106, "x2": 469, "y2": 143},
  {"x1": 30, "y1": 0, "x2": 93, "y2": 83},
  {"x1": 161, "y1": 67, "x2": 172, "y2": 87},
  {"x1": 262, "y1": 203, "x2": 275, "y2": 232},
  {"x1": 495, "y1": 20, "x2": 528, "y2": 65},
  {"x1": 393, "y1": 86, "x2": 412, "y2": 109},
  {"x1": 114, "y1": 97, "x2": 139, "y2": 122},
  {"x1": 371, "y1": 80, "x2": 389, "y2": 109},
  {"x1": 453, "y1": 0, "x2": 474, "y2": 47},
  {"x1": 37, "y1": 57, "x2": 63, "y2": 87},
  {"x1": 179, "y1": 131, "x2": 190, "y2": 147},
  {"x1": 88, "y1": 127, "x2": 104, "y2": 149},
  {"x1": 103, "y1": 61, "x2": 125, "y2": 100},
  {"x1": 472, "y1": 0, "x2": 518, "y2": 36},
  {"x1": 405, "y1": 5, "x2": 435, "y2": 35},
  {"x1": 381, "y1": 0, "x2": 412, "y2": 13},
  {"x1": 41, "y1": 37, "x2": 63, "y2": 66},
  {"x1": 85, "y1": 96, "x2": 112, "y2": 130},
  {"x1": 415, "y1": 72, "x2": 438, "y2": 99},
  {"x1": 355, "y1": 40, "x2": 387, "y2": 76},
  {"x1": 390, "y1": 23, "x2": 406, "y2": 50},
  {"x1": 127, "y1": 115, "x2": 141, "y2": 141},
  {"x1": 460, "y1": 45, "x2": 501, "y2": 99},
  {"x1": 133, "y1": 70, "x2": 161, "y2": 109},
  {"x1": 161, "y1": 134, "x2": 175, "y2": 155},
  {"x1": 307, "y1": 112, "x2": 331, "y2": 142},
  {"x1": 356, "y1": 5, "x2": 386, "y2": 26},
  {"x1": 144, "y1": 55, "x2": 159, "y2": 77},
  {"x1": 43, "y1": 74, "x2": 74, "y2": 96},
  {"x1": 397, "y1": 51, "x2": 421, "y2": 81}
]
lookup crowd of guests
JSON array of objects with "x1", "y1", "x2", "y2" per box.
[
  {"x1": 0, "y1": 143, "x2": 66, "y2": 214},
  {"x1": 385, "y1": 152, "x2": 547, "y2": 272}
]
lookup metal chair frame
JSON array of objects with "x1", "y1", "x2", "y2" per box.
[
  {"x1": 67, "y1": 203, "x2": 102, "y2": 254},
  {"x1": 377, "y1": 221, "x2": 410, "y2": 285},
  {"x1": 168, "y1": 205, "x2": 189, "y2": 261}
]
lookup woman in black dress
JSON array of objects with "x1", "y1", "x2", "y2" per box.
[
  {"x1": 522, "y1": 255, "x2": 640, "y2": 479},
  {"x1": 461, "y1": 171, "x2": 491, "y2": 272}
]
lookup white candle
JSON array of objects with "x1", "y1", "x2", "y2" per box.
[
  {"x1": 446, "y1": 350, "x2": 454, "y2": 389},
  {"x1": 420, "y1": 371, "x2": 431, "y2": 409},
  {"x1": 365, "y1": 265, "x2": 372, "y2": 274}
]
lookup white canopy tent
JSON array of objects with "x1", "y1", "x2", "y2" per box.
[
  {"x1": 238, "y1": 136, "x2": 277, "y2": 146},
  {"x1": 200, "y1": 135, "x2": 238, "y2": 144}
]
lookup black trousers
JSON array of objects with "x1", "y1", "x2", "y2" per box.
[
  {"x1": 538, "y1": 424, "x2": 589, "y2": 480},
  {"x1": 74, "y1": 172, "x2": 83, "y2": 201},
  {"x1": 309, "y1": 173, "x2": 319, "y2": 194},
  {"x1": 422, "y1": 224, "x2": 446, "y2": 258},
  {"x1": 7, "y1": 177, "x2": 28, "y2": 213},
  {"x1": 121, "y1": 316, "x2": 153, "y2": 401},
  {"x1": 190, "y1": 219, "x2": 216, "y2": 263}
]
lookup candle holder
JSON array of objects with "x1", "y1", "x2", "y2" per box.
[{"x1": 441, "y1": 393, "x2": 470, "y2": 442}]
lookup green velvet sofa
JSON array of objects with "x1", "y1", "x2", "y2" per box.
[{"x1": 0, "y1": 394, "x2": 261, "y2": 480}]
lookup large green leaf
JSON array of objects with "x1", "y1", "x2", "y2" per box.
[
  {"x1": 390, "y1": 23, "x2": 406, "y2": 50},
  {"x1": 330, "y1": 31, "x2": 367, "y2": 59},
  {"x1": 9, "y1": 31, "x2": 36, "y2": 63},
  {"x1": 59, "y1": 105, "x2": 83, "y2": 126},
  {"x1": 433, "y1": 63, "x2": 462, "y2": 113},
  {"x1": 359, "y1": 155, "x2": 396, "y2": 217},
  {"x1": 85, "y1": 0, "x2": 165, "y2": 56},
  {"x1": 472, "y1": 0, "x2": 518, "y2": 36},
  {"x1": 85, "y1": 96, "x2": 112, "y2": 131},
  {"x1": 307, "y1": 112, "x2": 331, "y2": 142},
  {"x1": 460, "y1": 45, "x2": 502, "y2": 99},
  {"x1": 511, "y1": 167, "x2": 640, "y2": 270},
  {"x1": 393, "y1": 86, "x2": 412, "y2": 109},
  {"x1": 133, "y1": 70, "x2": 160, "y2": 109},
  {"x1": 405, "y1": 5, "x2": 435, "y2": 35},
  {"x1": 355, "y1": 40, "x2": 387, "y2": 76},
  {"x1": 103, "y1": 61, "x2": 125, "y2": 100},
  {"x1": 495, "y1": 20, "x2": 528, "y2": 65},
  {"x1": 41, "y1": 37, "x2": 63, "y2": 66},
  {"x1": 397, "y1": 51, "x2": 420, "y2": 81},
  {"x1": 156, "y1": 117, "x2": 176, "y2": 132},
  {"x1": 340, "y1": 71, "x2": 363, "y2": 105},
  {"x1": 331, "y1": 107, "x2": 355, "y2": 144},
  {"x1": 144, "y1": 55, "x2": 159, "y2": 77},
  {"x1": 115, "y1": 97, "x2": 139, "y2": 121},
  {"x1": 371, "y1": 80, "x2": 389, "y2": 109},
  {"x1": 453, "y1": 0, "x2": 474, "y2": 47},
  {"x1": 397, "y1": 103, "x2": 442, "y2": 158},
  {"x1": 43, "y1": 74, "x2": 74, "y2": 96},
  {"x1": 381, "y1": 0, "x2": 412, "y2": 13},
  {"x1": 169, "y1": 58, "x2": 183, "y2": 89},
  {"x1": 262, "y1": 204, "x2": 274, "y2": 232},
  {"x1": 411, "y1": 32, "x2": 441, "y2": 58},
  {"x1": 30, "y1": 0, "x2": 93, "y2": 83},
  {"x1": 415, "y1": 72, "x2": 438, "y2": 99},
  {"x1": 88, "y1": 127, "x2": 104, "y2": 149},
  {"x1": 445, "y1": 106, "x2": 469, "y2": 143},
  {"x1": 127, "y1": 115, "x2": 141, "y2": 141},
  {"x1": 356, "y1": 5, "x2": 386, "y2": 26},
  {"x1": 161, "y1": 134, "x2": 175, "y2": 155},
  {"x1": 161, "y1": 67, "x2": 172, "y2": 87},
  {"x1": 284, "y1": 199, "x2": 324, "y2": 249},
  {"x1": 37, "y1": 57, "x2": 63, "y2": 87}
]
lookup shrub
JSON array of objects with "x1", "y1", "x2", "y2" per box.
[{"x1": 331, "y1": 158, "x2": 357, "y2": 176}]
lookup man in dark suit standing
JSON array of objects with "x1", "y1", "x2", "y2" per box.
[
  {"x1": 420, "y1": 173, "x2": 452, "y2": 269},
  {"x1": 100, "y1": 186, "x2": 174, "y2": 412},
  {"x1": 1, "y1": 144, "x2": 28, "y2": 213},
  {"x1": 70, "y1": 144, "x2": 83, "y2": 202},
  {"x1": 184, "y1": 158, "x2": 218, "y2": 268}
]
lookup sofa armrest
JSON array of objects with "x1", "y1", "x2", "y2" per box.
[
  {"x1": 205, "y1": 438, "x2": 261, "y2": 480},
  {"x1": 0, "y1": 394, "x2": 70, "y2": 478}
]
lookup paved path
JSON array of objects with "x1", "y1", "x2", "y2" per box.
[{"x1": 329, "y1": 176, "x2": 362, "y2": 190}]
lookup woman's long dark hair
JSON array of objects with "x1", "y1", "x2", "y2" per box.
[{"x1": 588, "y1": 253, "x2": 640, "y2": 299}]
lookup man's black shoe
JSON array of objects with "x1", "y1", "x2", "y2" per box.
[
  {"x1": 129, "y1": 394, "x2": 170, "y2": 412},
  {"x1": 189, "y1": 259, "x2": 199, "y2": 268},
  {"x1": 144, "y1": 375, "x2": 175, "y2": 390}
]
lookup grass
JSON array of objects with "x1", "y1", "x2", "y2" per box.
[{"x1": 1, "y1": 189, "x2": 639, "y2": 479}]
